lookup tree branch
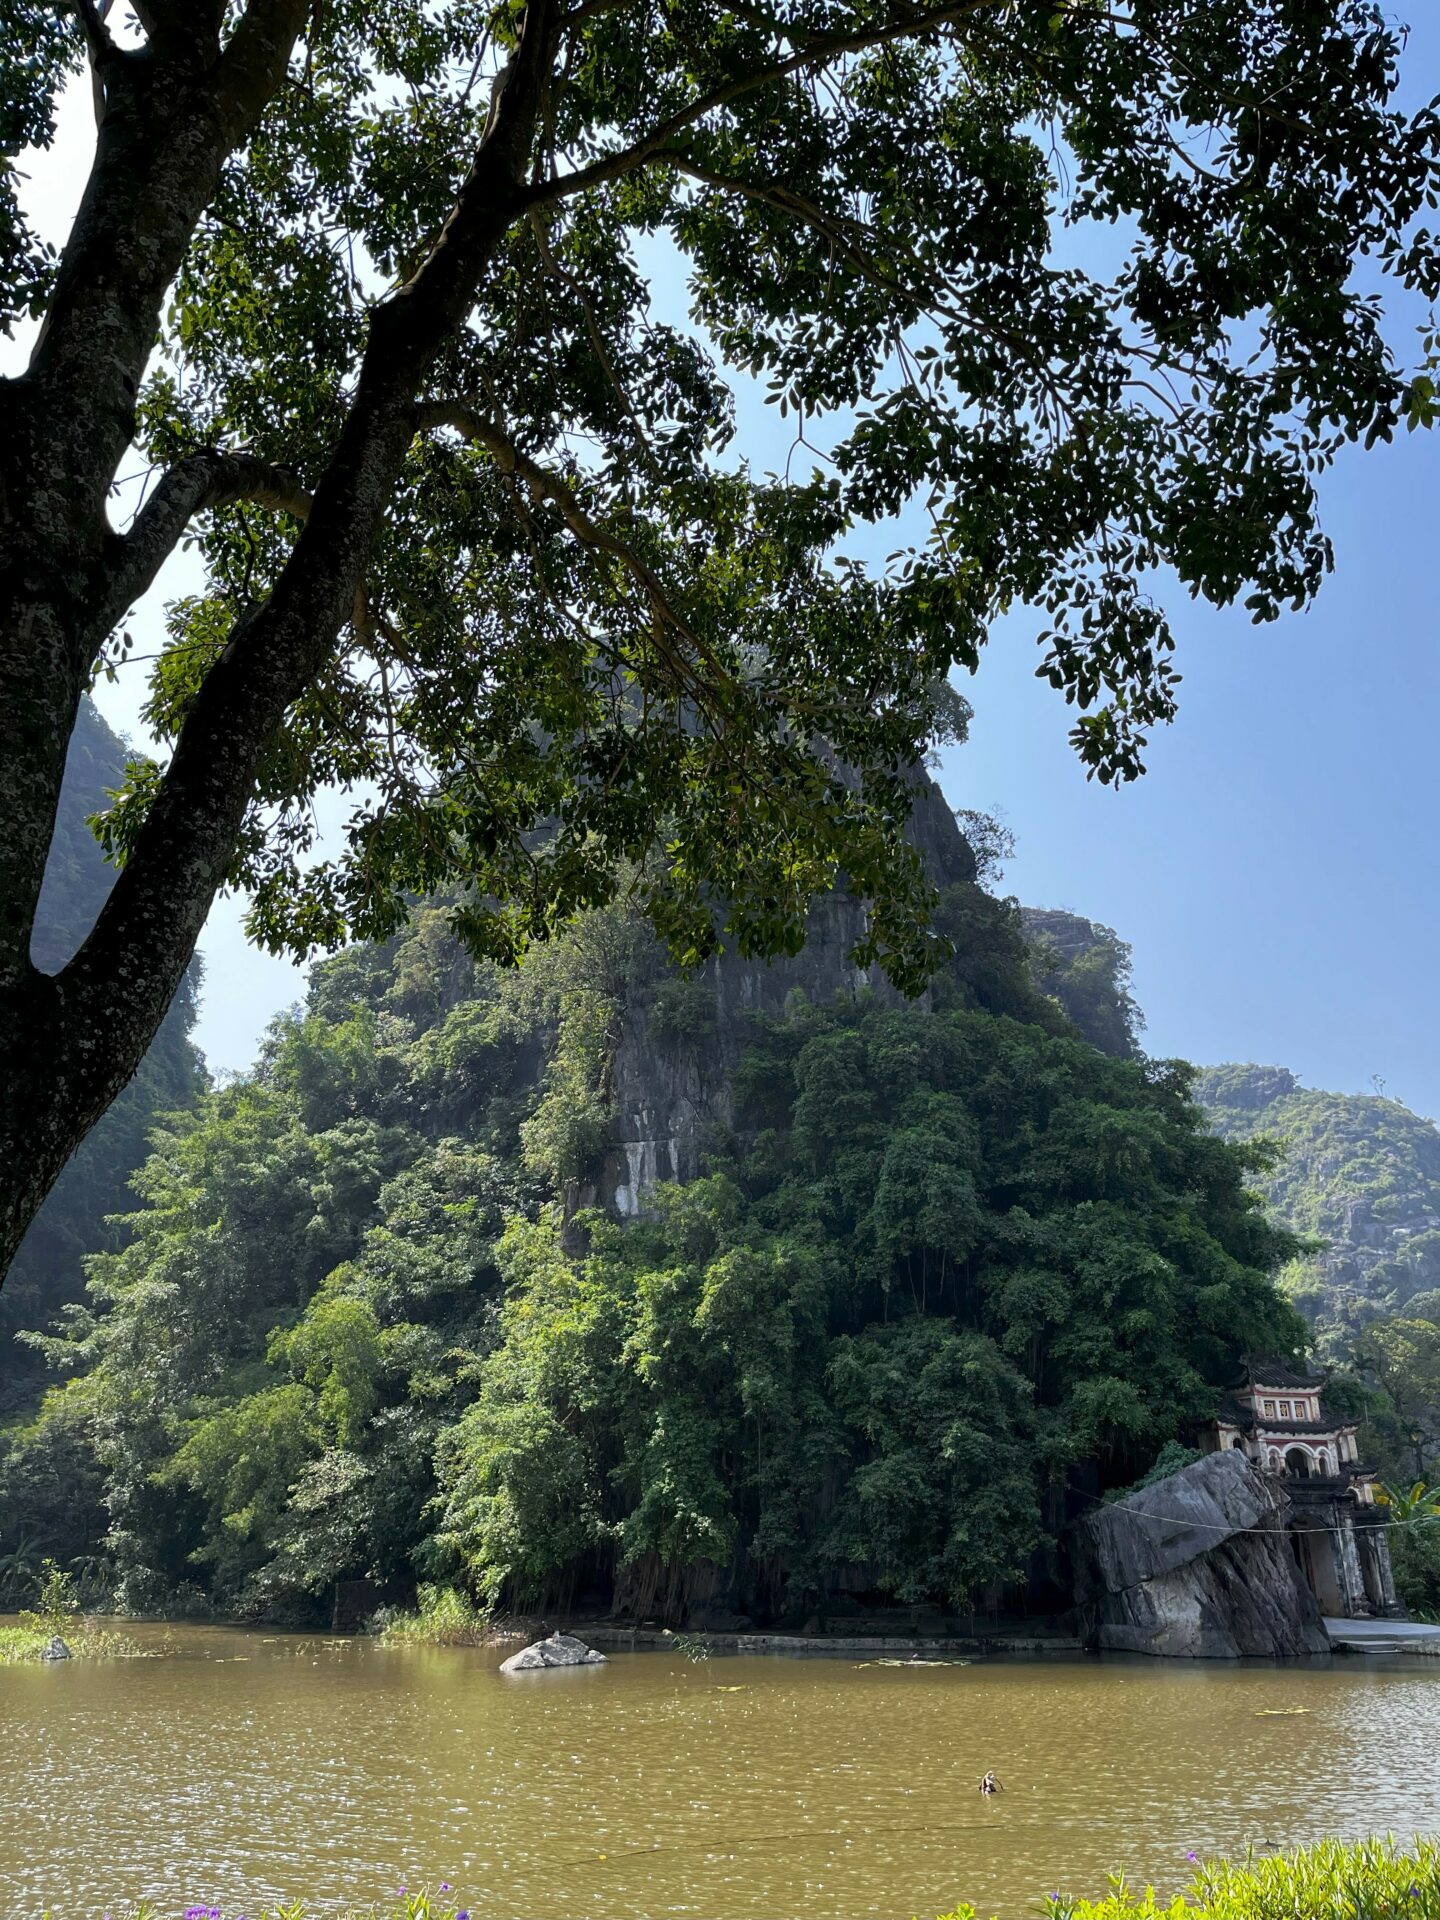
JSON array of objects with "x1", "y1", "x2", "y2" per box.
[
  {"x1": 56, "y1": 0, "x2": 563, "y2": 1053},
  {"x1": 97, "y1": 450, "x2": 312, "y2": 637},
  {"x1": 415, "y1": 399, "x2": 728, "y2": 708},
  {"x1": 213, "y1": 0, "x2": 312, "y2": 141},
  {"x1": 70, "y1": 0, "x2": 116, "y2": 61},
  {"x1": 524, "y1": 0, "x2": 1006, "y2": 207}
]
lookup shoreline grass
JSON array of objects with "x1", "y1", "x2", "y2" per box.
[
  {"x1": 370, "y1": 1585, "x2": 507, "y2": 1648},
  {"x1": 0, "y1": 1616, "x2": 153, "y2": 1664}
]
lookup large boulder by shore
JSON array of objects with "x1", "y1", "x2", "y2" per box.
[
  {"x1": 1072, "y1": 1450, "x2": 1330, "y2": 1658},
  {"x1": 499, "y1": 1631, "x2": 607, "y2": 1673}
]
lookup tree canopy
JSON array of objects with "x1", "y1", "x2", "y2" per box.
[{"x1": 3, "y1": 0, "x2": 1438, "y2": 1279}]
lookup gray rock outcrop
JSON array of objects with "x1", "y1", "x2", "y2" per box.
[
  {"x1": 41, "y1": 1635, "x2": 71, "y2": 1661},
  {"x1": 499, "y1": 1631, "x2": 607, "y2": 1673},
  {"x1": 1072, "y1": 1450, "x2": 1330, "y2": 1658}
]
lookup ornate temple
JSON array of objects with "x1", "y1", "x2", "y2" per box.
[{"x1": 1202, "y1": 1358, "x2": 1403, "y2": 1619}]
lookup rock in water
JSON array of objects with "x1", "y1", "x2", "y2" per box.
[
  {"x1": 499, "y1": 1631, "x2": 607, "y2": 1673},
  {"x1": 1072, "y1": 1450, "x2": 1330, "y2": 1658},
  {"x1": 41, "y1": 1636, "x2": 71, "y2": 1661}
]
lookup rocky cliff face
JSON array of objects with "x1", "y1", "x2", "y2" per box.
[
  {"x1": 1019, "y1": 906, "x2": 1143, "y2": 1059},
  {"x1": 1195, "y1": 1065, "x2": 1440, "y2": 1347},
  {"x1": 1072, "y1": 1450, "x2": 1329, "y2": 1658},
  {"x1": 597, "y1": 774, "x2": 987, "y2": 1218}
]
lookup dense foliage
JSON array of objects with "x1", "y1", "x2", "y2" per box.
[
  {"x1": 5, "y1": 0, "x2": 1440, "y2": 1289},
  {"x1": 1, "y1": 701, "x2": 204, "y2": 1411},
  {"x1": 0, "y1": 888, "x2": 1300, "y2": 1623}
]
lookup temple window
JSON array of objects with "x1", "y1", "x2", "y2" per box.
[
  {"x1": 1279, "y1": 1401, "x2": 1292, "y2": 1418},
  {"x1": 1264, "y1": 1400, "x2": 1277, "y2": 1417}
]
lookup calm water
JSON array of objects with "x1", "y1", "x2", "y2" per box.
[{"x1": 3, "y1": 1623, "x2": 1440, "y2": 1918}]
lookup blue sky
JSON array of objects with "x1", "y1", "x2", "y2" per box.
[{"x1": 19, "y1": 14, "x2": 1440, "y2": 1114}]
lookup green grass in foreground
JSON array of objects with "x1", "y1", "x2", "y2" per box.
[
  {"x1": 941, "y1": 1838, "x2": 1440, "y2": 1920},
  {"x1": 38, "y1": 1837, "x2": 1440, "y2": 1919}
]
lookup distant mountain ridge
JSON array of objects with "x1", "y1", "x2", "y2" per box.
[{"x1": 1193, "y1": 1064, "x2": 1440, "y2": 1351}]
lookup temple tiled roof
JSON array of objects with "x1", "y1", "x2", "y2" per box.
[{"x1": 1242, "y1": 1355, "x2": 1327, "y2": 1390}]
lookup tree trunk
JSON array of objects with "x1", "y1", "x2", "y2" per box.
[{"x1": 0, "y1": 2, "x2": 556, "y2": 1308}]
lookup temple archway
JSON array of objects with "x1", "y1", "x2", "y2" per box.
[{"x1": 1285, "y1": 1446, "x2": 1313, "y2": 1477}]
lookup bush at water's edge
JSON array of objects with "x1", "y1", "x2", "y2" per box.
[
  {"x1": 51, "y1": 1837, "x2": 1440, "y2": 1919},
  {"x1": 945, "y1": 1838, "x2": 1440, "y2": 1920}
]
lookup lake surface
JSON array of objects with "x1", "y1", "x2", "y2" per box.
[{"x1": 3, "y1": 1623, "x2": 1440, "y2": 1919}]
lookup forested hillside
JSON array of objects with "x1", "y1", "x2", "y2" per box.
[
  {"x1": 0, "y1": 813, "x2": 1301, "y2": 1625},
  {"x1": 0, "y1": 702, "x2": 204, "y2": 1411},
  {"x1": 1194, "y1": 1067, "x2": 1440, "y2": 1344}
]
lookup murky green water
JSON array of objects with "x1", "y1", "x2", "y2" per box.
[{"x1": 3, "y1": 1622, "x2": 1440, "y2": 1918}]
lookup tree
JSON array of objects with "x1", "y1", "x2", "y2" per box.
[
  {"x1": 1353, "y1": 1314, "x2": 1440, "y2": 1480},
  {"x1": 1374, "y1": 1479, "x2": 1440, "y2": 1615},
  {"x1": 3, "y1": 0, "x2": 1438, "y2": 1287},
  {"x1": 2, "y1": 699, "x2": 204, "y2": 1405}
]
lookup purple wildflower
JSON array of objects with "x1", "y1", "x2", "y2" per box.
[
  {"x1": 457, "y1": 1910, "x2": 471, "y2": 1918},
  {"x1": 440, "y1": 1885, "x2": 452, "y2": 1894},
  {"x1": 1409, "y1": 1890, "x2": 1421, "y2": 1900},
  {"x1": 1187, "y1": 1853, "x2": 1199, "y2": 1862}
]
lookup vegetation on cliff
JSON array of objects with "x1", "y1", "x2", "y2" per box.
[
  {"x1": 0, "y1": 881, "x2": 1299, "y2": 1623},
  {"x1": 1021, "y1": 910, "x2": 1145, "y2": 1061},
  {"x1": 1194, "y1": 1066, "x2": 1440, "y2": 1343}
]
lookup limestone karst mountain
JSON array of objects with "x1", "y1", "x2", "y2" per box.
[{"x1": 1193, "y1": 1065, "x2": 1440, "y2": 1350}]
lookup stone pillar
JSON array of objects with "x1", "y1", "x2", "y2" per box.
[
  {"x1": 1335, "y1": 1519, "x2": 1371, "y2": 1617},
  {"x1": 1369, "y1": 1528, "x2": 1404, "y2": 1616}
]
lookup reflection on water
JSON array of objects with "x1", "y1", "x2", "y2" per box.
[{"x1": 3, "y1": 1622, "x2": 1440, "y2": 1918}]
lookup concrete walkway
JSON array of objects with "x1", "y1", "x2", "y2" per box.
[{"x1": 1324, "y1": 1616, "x2": 1440, "y2": 1655}]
